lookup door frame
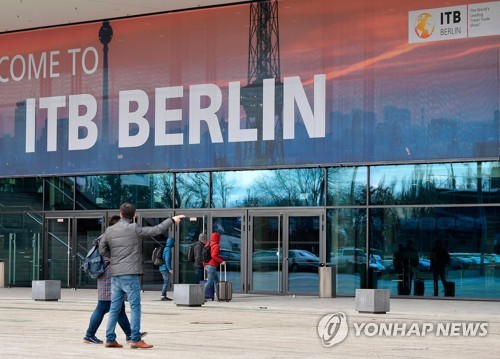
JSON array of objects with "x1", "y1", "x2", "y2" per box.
[
  {"x1": 44, "y1": 212, "x2": 105, "y2": 288},
  {"x1": 247, "y1": 208, "x2": 325, "y2": 295}
]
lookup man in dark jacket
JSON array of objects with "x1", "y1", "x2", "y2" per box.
[
  {"x1": 99, "y1": 202, "x2": 184, "y2": 349},
  {"x1": 193, "y1": 233, "x2": 208, "y2": 284},
  {"x1": 203, "y1": 232, "x2": 225, "y2": 300},
  {"x1": 430, "y1": 239, "x2": 450, "y2": 296}
]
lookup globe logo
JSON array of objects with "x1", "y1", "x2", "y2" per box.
[
  {"x1": 317, "y1": 312, "x2": 349, "y2": 347},
  {"x1": 414, "y1": 12, "x2": 435, "y2": 39}
]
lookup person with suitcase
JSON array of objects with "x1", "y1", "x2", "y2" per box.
[
  {"x1": 430, "y1": 239, "x2": 451, "y2": 296},
  {"x1": 203, "y1": 232, "x2": 225, "y2": 301}
]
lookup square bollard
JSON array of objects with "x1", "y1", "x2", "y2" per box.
[
  {"x1": 32, "y1": 280, "x2": 61, "y2": 301},
  {"x1": 174, "y1": 284, "x2": 204, "y2": 306},
  {"x1": 355, "y1": 289, "x2": 390, "y2": 314}
]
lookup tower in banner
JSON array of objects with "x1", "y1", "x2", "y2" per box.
[
  {"x1": 99, "y1": 21, "x2": 113, "y2": 151},
  {"x1": 241, "y1": 0, "x2": 283, "y2": 165}
]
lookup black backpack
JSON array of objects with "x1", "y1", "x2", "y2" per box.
[
  {"x1": 82, "y1": 243, "x2": 106, "y2": 279},
  {"x1": 152, "y1": 245, "x2": 165, "y2": 266},
  {"x1": 187, "y1": 243, "x2": 197, "y2": 262},
  {"x1": 201, "y1": 244, "x2": 212, "y2": 263}
]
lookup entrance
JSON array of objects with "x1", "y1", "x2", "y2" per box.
[
  {"x1": 45, "y1": 215, "x2": 104, "y2": 288},
  {"x1": 174, "y1": 209, "x2": 322, "y2": 296},
  {"x1": 248, "y1": 210, "x2": 323, "y2": 295}
]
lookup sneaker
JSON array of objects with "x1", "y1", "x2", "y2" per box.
[
  {"x1": 160, "y1": 296, "x2": 172, "y2": 301},
  {"x1": 83, "y1": 335, "x2": 103, "y2": 344},
  {"x1": 126, "y1": 331, "x2": 148, "y2": 344}
]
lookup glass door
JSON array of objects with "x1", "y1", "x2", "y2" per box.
[
  {"x1": 177, "y1": 213, "x2": 207, "y2": 285},
  {"x1": 46, "y1": 217, "x2": 72, "y2": 287},
  {"x1": 286, "y1": 211, "x2": 322, "y2": 295},
  {"x1": 74, "y1": 217, "x2": 104, "y2": 287},
  {"x1": 249, "y1": 211, "x2": 283, "y2": 293},
  {"x1": 45, "y1": 215, "x2": 104, "y2": 288},
  {"x1": 139, "y1": 213, "x2": 174, "y2": 291},
  {"x1": 248, "y1": 210, "x2": 323, "y2": 295},
  {"x1": 211, "y1": 212, "x2": 245, "y2": 292}
]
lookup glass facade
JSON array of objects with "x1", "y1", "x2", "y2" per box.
[{"x1": 0, "y1": 162, "x2": 498, "y2": 299}]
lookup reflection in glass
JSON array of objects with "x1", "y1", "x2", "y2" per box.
[
  {"x1": 75, "y1": 217, "x2": 103, "y2": 287},
  {"x1": 370, "y1": 162, "x2": 500, "y2": 206},
  {"x1": 45, "y1": 177, "x2": 75, "y2": 210},
  {"x1": 288, "y1": 216, "x2": 320, "y2": 293},
  {"x1": 0, "y1": 213, "x2": 43, "y2": 286},
  {"x1": 178, "y1": 216, "x2": 205, "y2": 285},
  {"x1": 76, "y1": 173, "x2": 166, "y2": 210},
  {"x1": 47, "y1": 217, "x2": 71, "y2": 286},
  {"x1": 252, "y1": 216, "x2": 281, "y2": 292},
  {"x1": 327, "y1": 208, "x2": 367, "y2": 294},
  {"x1": 213, "y1": 216, "x2": 242, "y2": 291},
  {"x1": 0, "y1": 177, "x2": 43, "y2": 211},
  {"x1": 140, "y1": 217, "x2": 171, "y2": 290},
  {"x1": 212, "y1": 168, "x2": 325, "y2": 208},
  {"x1": 176, "y1": 172, "x2": 209, "y2": 208},
  {"x1": 328, "y1": 166, "x2": 367, "y2": 205},
  {"x1": 369, "y1": 206, "x2": 500, "y2": 298}
]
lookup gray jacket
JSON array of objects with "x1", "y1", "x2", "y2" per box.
[{"x1": 99, "y1": 217, "x2": 175, "y2": 276}]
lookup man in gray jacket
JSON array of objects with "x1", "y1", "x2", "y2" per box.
[{"x1": 99, "y1": 202, "x2": 184, "y2": 349}]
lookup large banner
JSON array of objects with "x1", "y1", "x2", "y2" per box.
[{"x1": 0, "y1": 0, "x2": 499, "y2": 177}]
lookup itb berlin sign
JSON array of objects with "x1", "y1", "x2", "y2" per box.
[{"x1": 409, "y1": 1, "x2": 500, "y2": 43}]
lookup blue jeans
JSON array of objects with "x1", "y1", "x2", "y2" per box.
[
  {"x1": 194, "y1": 266, "x2": 204, "y2": 284},
  {"x1": 86, "y1": 300, "x2": 130, "y2": 339},
  {"x1": 160, "y1": 270, "x2": 171, "y2": 297},
  {"x1": 204, "y1": 265, "x2": 219, "y2": 298},
  {"x1": 106, "y1": 275, "x2": 141, "y2": 343}
]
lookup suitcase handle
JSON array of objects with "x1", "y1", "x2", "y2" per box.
[{"x1": 220, "y1": 262, "x2": 226, "y2": 281}]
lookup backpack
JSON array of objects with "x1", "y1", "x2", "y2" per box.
[
  {"x1": 82, "y1": 243, "x2": 106, "y2": 279},
  {"x1": 201, "y1": 244, "x2": 212, "y2": 263},
  {"x1": 187, "y1": 242, "x2": 198, "y2": 262},
  {"x1": 152, "y1": 246, "x2": 165, "y2": 266}
]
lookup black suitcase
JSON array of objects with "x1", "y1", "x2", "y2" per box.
[
  {"x1": 200, "y1": 279, "x2": 215, "y2": 301},
  {"x1": 414, "y1": 279, "x2": 425, "y2": 296},
  {"x1": 444, "y1": 281, "x2": 455, "y2": 297},
  {"x1": 217, "y1": 263, "x2": 232, "y2": 302}
]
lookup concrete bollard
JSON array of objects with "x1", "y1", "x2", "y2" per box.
[
  {"x1": 355, "y1": 289, "x2": 390, "y2": 314},
  {"x1": 174, "y1": 284, "x2": 204, "y2": 306},
  {"x1": 32, "y1": 280, "x2": 61, "y2": 301}
]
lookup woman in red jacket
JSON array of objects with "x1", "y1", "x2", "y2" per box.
[{"x1": 203, "y1": 232, "x2": 225, "y2": 299}]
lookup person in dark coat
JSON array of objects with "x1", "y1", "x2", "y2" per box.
[
  {"x1": 430, "y1": 239, "x2": 450, "y2": 296},
  {"x1": 401, "y1": 239, "x2": 419, "y2": 295},
  {"x1": 393, "y1": 243, "x2": 405, "y2": 294},
  {"x1": 193, "y1": 233, "x2": 208, "y2": 284}
]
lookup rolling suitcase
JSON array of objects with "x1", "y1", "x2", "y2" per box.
[
  {"x1": 444, "y1": 281, "x2": 455, "y2": 297},
  {"x1": 414, "y1": 279, "x2": 425, "y2": 296},
  {"x1": 217, "y1": 263, "x2": 232, "y2": 302}
]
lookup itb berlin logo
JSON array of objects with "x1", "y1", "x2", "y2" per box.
[{"x1": 317, "y1": 312, "x2": 488, "y2": 348}]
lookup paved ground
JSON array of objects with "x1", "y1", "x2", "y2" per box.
[{"x1": 0, "y1": 287, "x2": 499, "y2": 358}]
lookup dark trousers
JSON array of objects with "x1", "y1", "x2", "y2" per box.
[
  {"x1": 433, "y1": 267, "x2": 447, "y2": 296},
  {"x1": 86, "y1": 300, "x2": 130, "y2": 338},
  {"x1": 194, "y1": 266, "x2": 204, "y2": 284},
  {"x1": 401, "y1": 268, "x2": 413, "y2": 295}
]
